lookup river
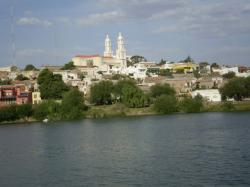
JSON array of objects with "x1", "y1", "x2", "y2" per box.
[{"x1": 0, "y1": 112, "x2": 250, "y2": 186}]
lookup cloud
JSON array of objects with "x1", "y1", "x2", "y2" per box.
[
  {"x1": 76, "y1": 10, "x2": 125, "y2": 26},
  {"x1": 17, "y1": 17, "x2": 53, "y2": 27},
  {"x1": 17, "y1": 49, "x2": 45, "y2": 57}
]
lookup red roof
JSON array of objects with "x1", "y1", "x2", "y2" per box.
[{"x1": 75, "y1": 54, "x2": 100, "y2": 58}]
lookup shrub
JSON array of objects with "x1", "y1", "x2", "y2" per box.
[
  {"x1": 153, "y1": 95, "x2": 178, "y2": 114},
  {"x1": 180, "y1": 96, "x2": 203, "y2": 113}
]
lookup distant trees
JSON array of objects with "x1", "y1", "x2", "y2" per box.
[
  {"x1": 90, "y1": 81, "x2": 114, "y2": 105},
  {"x1": 127, "y1": 55, "x2": 147, "y2": 66},
  {"x1": 24, "y1": 64, "x2": 38, "y2": 71},
  {"x1": 60, "y1": 89, "x2": 87, "y2": 120},
  {"x1": 15, "y1": 74, "x2": 29, "y2": 81},
  {"x1": 154, "y1": 95, "x2": 178, "y2": 114},
  {"x1": 222, "y1": 72, "x2": 236, "y2": 79},
  {"x1": 37, "y1": 69, "x2": 69, "y2": 99},
  {"x1": 61, "y1": 61, "x2": 75, "y2": 70},
  {"x1": 0, "y1": 79, "x2": 11, "y2": 85},
  {"x1": 220, "y1": 77, "x2": 250, "y2": 101},
  {"x1": 179, "y1": 95, "x2": 203, "y2": 113},
  {"x1": 150, "y1": 83, "x2": 176, "y2": 98},
  {"x1": 159, "y1": 59, "x2": 166, "y2": 65}
]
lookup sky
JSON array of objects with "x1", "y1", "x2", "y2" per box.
[{"x1": 0, "y1": 0, "x2": 250, "y2": 68}]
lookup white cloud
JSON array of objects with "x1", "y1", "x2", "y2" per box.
[
  {"x1": 76, "y1": 10, "x2": 125, "y2": 26},
  {"x1": 17, "y1": 17, "x2": 53, "y2": 27}
]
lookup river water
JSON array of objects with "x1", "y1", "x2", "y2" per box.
[{"x1": 0, "y1": 112, "x2": 250, "y2": 186}]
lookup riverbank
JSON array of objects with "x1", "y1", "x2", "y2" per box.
[{"x1": 1, "y1": 101, "x2": 250, "y2": 125}]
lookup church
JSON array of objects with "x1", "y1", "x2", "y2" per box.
[{"x1": 72, "y1": 32, "x2": 127, "y2": 74}]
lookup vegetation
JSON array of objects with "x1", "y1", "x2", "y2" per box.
[
  {"x1": 0, "y1": 104, "x2": 33, "y2": 123},
  {"x1": 0, "y1": 79, "x2": 12, "y2": 85},
  {"x1": 220, "y1": 77, "x2": 250, "y2": 101},
  {"x1": 179, "y1": 95, "x2": 203, "y2": 113},
  {"x1": 90, "y1": 81, "x2": 113, "y2": 105},
  {"x1": 222, "y1": 72, "x2": 236, "y2": 79},
  {"x1": 61, "y1": 61, "x2": 75, "y2": 70},
  {"x1": 158, "y1": 59, "x2": 166, "y2": 65},
  {"x1": 37, "y1": 69, "x2": 69, "y2": 99},
  {"x1": 154, "y1": 95, "x2": 178, "y2": 114},
  {"x1": 127, "y1": 55, "x2": 147, "y2": 66},
  {"x1": 150, "y1": 83, "x2": 175, "y2": 98},
  {"x1": 15, "y1": 74, "x2": 29, "y2": 81},
  {"x1": 24, "y1": 64, "x2": 38, "y2": 71},
  {"x1": 158, "y1": 69, "x2": 173, "y2": 77}
]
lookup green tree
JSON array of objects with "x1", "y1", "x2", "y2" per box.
[
  {"x1": 60, "y1": 89, "x2": 87, "y2": 120},
  {"x1": 90, "y1": 81, "x2": 114, "y2": 105},
  {"x1": 220, "y1": 77, "x2": 247, "y2": 101},
  {"x1": 159, "y1": 59, "x2": 166, "y2": 65},
  {"x1": 15, "y1": 74, "x2": 29, "y2": 81},
  {"x1": 179, "y1": 96, "x2": 203, "y2": 113},
  {"x1": 113, "y1": 79, "x2": 136, "y2": 99},
  {"x1": 150, "y1": 83, "x2": 176, "y2": 98},
  {"x1": 222, "y1": 72, "x2": 236, "y2": 79},
  {"x1": 153, "y1": 95, "x2": 178, "y2": 114},
  {"x1": 0, "y1": 105, "x2": 18, "y2": 122},
  {"x1": 127, "y1": 55, "x2": 147, "y2": 66},
  {"x1": 24, "y1": 64, "x2": 38, "y2": 71},
  {"x1": 61, "y1": 61, "x2": 75, "y2": 70},
  {"x1": 0, "y1": 79, "x2": 12, "y2": 85},
  {"x1": 121, "y1": 85, "x2": 148, "y2": 108},
  {"x1": 16, "y1": 104, "x2": 33, "y2": 119},
  {"x1": 37, "y1": 69, "x2": 69, "y2": 99}
]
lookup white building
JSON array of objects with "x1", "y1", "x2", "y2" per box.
[
  {"x1": 191, "y1": 89, "x2": 222, "y2": 102},
  {"x1": 125, "y1": 63, "x2": 147, "y2": 79}
]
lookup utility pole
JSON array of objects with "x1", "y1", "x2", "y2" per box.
[{"x1": 10, "y1": 6, "x2": 16, "y2": 67}]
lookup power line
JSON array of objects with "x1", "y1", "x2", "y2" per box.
[{"x1": 10, "y1": 6, "x2": 16, "y2": 67}]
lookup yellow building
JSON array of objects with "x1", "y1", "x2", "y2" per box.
[
  {"x1": 32, "y1": 91, "x2": 42, "y2": 105},
  {"x1": 172, "y1": 62, "x2": 198, "y2": 74}
]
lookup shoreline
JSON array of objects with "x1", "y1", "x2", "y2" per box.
[{"x1": 1, "y1": 102, "x2": 250, "y2": 125}]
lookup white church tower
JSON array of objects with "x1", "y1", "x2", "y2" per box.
[
  {"x1": 104, "y1": 34, "x2": 113, "y2": 57},
  {"x1": 116, "y1": 32, "x2": 127, "y2": 68}
]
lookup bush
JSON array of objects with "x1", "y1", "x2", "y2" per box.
[
  {"x1": 150, "y1": 83, "x2": 176, "y2": 98},
  {"x1": 180, "y1": 96, "x2": 203, "y2": 113},
  {"x1": 0, "y1": 105, "x2": 18, "y2": 122},
  {"x1": 16, "y1": 104, "x2": 33, "y2": 119},
  {"x1": 153, "y1": 95, "x2": 178, "y2": 114},
  {"x1": 222, "y1": 101, "x2": 235, "y2": 112}
]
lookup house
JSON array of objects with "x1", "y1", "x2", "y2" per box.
[
  {"x1": 0, "y1": 85, "x2": 16, "y2": 107},
  {"x1": 191, "y1": 89, "x2": 221, "y2": 102},
  {"x1": 32, "y1": 83, "x2": 42, "y2": 104},
  {"x1": 15, "y1": 85, "x2": 32, "y2": 105}
]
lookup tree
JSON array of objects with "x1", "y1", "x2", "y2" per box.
[
  {"x1": 193, "y1": 69, "x2": 201, "y2": 79},
  {"x1": 16, "y1": 104, "x2": 33, "y2": 119},
  {"x1": 0, "y1": 79, "x2": 11, "y2": 85},
  {"x1": 121, "y1": 85, "x2": 148, "y2": 108},
  {"x1": 90, "y1": 81, "x2": 114, "y2": 105},
  {"x1": 159, "y1": 59, "x2": 166, "y2": 66},
  {"x1": 37, "y1": 69, "x2": 69, "y2": 99},
  {"x1": 184, "y1": 56, "x2": 194, "y2": 63},
  {"x1": 220, "y1": 77, "x2": 247, "y2": 101},
  {"x1": 150, "y1": 83, "x2": 176, "y2": 98},
  {"x1": 15, "y1": 74, "x2": 29, "y2": 81},
  {"x1": 113, "y1": 79, "x2": 136, "y2": 99},
  {"x1": 127, "y1": 55, "x2": 147, "y2": 66},
  {"x1": 179, "y1": 95, "x2": 203, "y2": 113},
  {"x1": 211, "y1": 63, "x2": 220, "y2": 69},
  {"x1": 222, "y1": 72, "x2": 236, "y2": 79},
  {"x1": 60, "y1": 89, "x2": 87, "y2": 120},
  {"x1": 0, "y1": 105, "x2": 18, "y2": 122},
  {"x1": 24, "y1": 64, "x2": 38, "y2": 71},
  {"x1": 153, "y1": 95, "x2": 178, "y2": 114},
  {"x1": 61, "y1": 61, "x2": 75, "y2": 70}
]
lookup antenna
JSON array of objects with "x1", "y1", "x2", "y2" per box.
[{"x1": 10, "y1": 6, "x2": 16, "y2": 67}]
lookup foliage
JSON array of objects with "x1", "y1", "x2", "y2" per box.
[
  {"x1": 179, "y1": 95, "x2": 203, "y2": 113},
  {"x1": 158, "y1": 69, "x2": 173, "y2": 77},
  {"x1": 121, "y1": 85, "x2": 148, "y2": 108},
  {"x1": 159, "y1": 59, "x2": 166, "y2": 65},
  {"x1": 60, "y1": 89, "x2": 87, "y2": 120},
  {"x1": 0, "y1": 79, "x2": 12, "y2": 85},
  {"x1": 0, "y1": 104, "x2": 32, "y2": 122},
  {"x1": 113, "y1": 79, "x2": 136, "y2": 99},
  {"x1": 193, "y1": 69, "x2": 201, "y2": 79},
  {"x1": 183, "y1": 56, "x2": 194, "y2": 63},
  {"x1": 33, "y1": 100, "x2": 61, "y2": 121},
  {"x1": 15, "y1": 74, "x2": 29, "y2": 81},
  {"x1": 153, "y1": 95, "x2": 178, "y2": 114},
  {"x1": 16, "y1": 104, "x2": 33, "y2": 119},
  {"x1": 150, "y1": 83, "x2": 176, "y2": 98},
  {"x1": 222, "y1": 72, "x2": 236, "y2": 79},
  {"x1": 37, "y1": 69, "x2": 69, "y2": 99},
  {"x1": 90, "y1": 81, "x2": 113, "y2": 105},
  {"x1": 219, "y1": 77, "x2": 249, "y2": 101},
  {"x1": 221, "y1": 101, "x2": 235, "y2": 112},
  {"x1": 24, "y1": 64, "x2": 38, "y2": 71},
  {"x1": 211, "y1": 63, "x2": 220, "y2": 69},
  {"x1": 127, "y1": 55, "x2": 147, "y2": 66},
  {"x1": 61, "y1": 61, "x2": 75, "y2": 70}
]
